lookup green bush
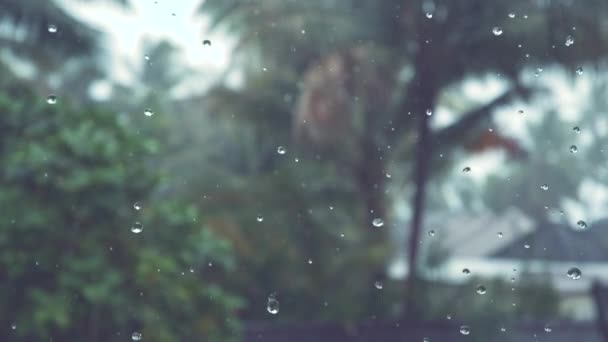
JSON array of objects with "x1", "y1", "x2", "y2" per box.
[{"x1": 0, "y1": 89, "x2": 241, "y2": 341}]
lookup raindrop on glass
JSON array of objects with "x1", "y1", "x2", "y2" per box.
[
  {"x1": 267, "y1": 294, "x2": 280, "y2": 314},
  {"x1": 131, "y1": 332, "x2": 142, "y2": 341},
  {"x1": 425, "y1": 12, "x2": 433, "y2": 19},
  {"x1": 256, "y1": 215, "x2": 264, "y2": 222},
  {"x1": 508, "y1": 13, "x2": 516, "y2": 18},
  {"x1": 500, "y1": 327, "x2": 507, "y2": 332},
  {"x1": 425, "y1": 108, "x2": 433, "y2": 116},
  {"x1": 569, "y1": 145, "x2": 578, "y2": 153},
  {"x1": 372, "y1": 218, "x2": 384, "y2": 227},
  {"x1": 576, "y1": 220, "x2": 587, "y2": 230},
  {"x1": 492, "y1": 27, "x2": 503, "y2": 36},
  {"x1": 462, "y1": 268, "x2": 471, "y2": 275},
  {"x1": 202, "y1": 39, "x2": 212, "y2": 46},
  {"x1": 47, "y1": 94, "x2": 57, "y2": 104},
  {"x1": 576, "y1": 67, "x2": 583, "y2": 75},
  {"x1": 446, "y1": 314, "x2": 452, "y2": 320},
  {"x1": 565, "y1": 35, "x2": 574, "y2": 47},
  {"x1": 144, "y1": 108, "x2": 154, "y2": 117},
  {"x1": 144, "y1": 55, "x2": 150, "y2": 61},
  {"x1": 277, "y1": 146, "x2": 286, "y2": 155},
  {"x1": 476, "y1": 285, "x2": 487, "y2": 295},
  {"x1": 567, "y1": 267, "x2": 582, "y2": 280},
  {"x1": 423, "y1": 337, "x2": 430, "y2": 342},
  {"x1": 133, "y1": 202, "x2": 141, "y2": 211},
  {"x1": 308, "y1": 258, "x2": 313, "y2": 265},
  {"x1": 544, "y1": 324, "x2": 552, "y2": 332},
  {"x1": 497, "y1": 232, "x2": 504, "y2": 238},
  {"x1": 524, "y1": 243, "x2": 531, "y2": 249},
  {"x1": 11, "y1": 323, "x2": 16, "y2": 330},
  {"x1": 131, "y1": 222, "x2": 143, "y2": 234},
  {"x1": 374, "y1": 281, "x2": 383, "y2": 290},
  {"x1": 540, "y1": 184, "x2": 549, "y2": 191},
  {"x1": 462, "y1": 166, "x2": 471, "y2": 173},
  {"x1": 48, "y1": 25, "x2": 58, "y2": 33},
  {"x1": 428, "y1": 230, "x2": 435, "y2": 237},
  {"x1": 459, "y1": 325, "x2": 471, "y2": 335},
  {"x1": 573, "y1": 126, "x2": 581, "y2": 134},
  {"x1": 518, "y1": 109, "x2": 524, "y2": 114}
]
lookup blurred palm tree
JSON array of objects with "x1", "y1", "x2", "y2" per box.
[
  {"x1": 199, "y1": 0, "x2": 608, "y2": 316},
  {"x1": 0, "y1": 0, "x2": 129, "y2": 99}
]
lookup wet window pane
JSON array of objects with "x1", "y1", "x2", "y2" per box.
[{"x1": 2, "y1": 0, "x2": 608, "y2": 341}]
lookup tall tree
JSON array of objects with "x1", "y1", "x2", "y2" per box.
[{"x1": 199, "y1": 0, "x2": 608, "y2": 316}]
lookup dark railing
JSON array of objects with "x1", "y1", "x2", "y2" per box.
[{"x1": 244, "y1": 319, "x2": 601, "y2": 342}]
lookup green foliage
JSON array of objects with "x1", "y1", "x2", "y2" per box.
[{"x1": 0, "y1": 86, "x2": 241, "y2": 341}]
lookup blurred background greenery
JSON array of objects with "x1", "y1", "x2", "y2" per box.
[{"x1": 2, "y1": 0, "x2": 608, "y2": 341}]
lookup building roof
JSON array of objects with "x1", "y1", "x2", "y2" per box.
[{"x1": 491, "y1": 219, "x2": 608, "y2": 263}]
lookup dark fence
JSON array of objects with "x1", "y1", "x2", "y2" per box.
[{"x1": 244, "y1": 319, "x2": 602, "y2": 342}]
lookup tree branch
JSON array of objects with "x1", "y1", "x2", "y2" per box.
[{"x1": 432, "y1": 84, "x2": 530, "y2": 148}]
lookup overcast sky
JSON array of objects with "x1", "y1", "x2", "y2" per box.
[{"x1": 62, "y1": 0, "x2": 232, "y2": 96}]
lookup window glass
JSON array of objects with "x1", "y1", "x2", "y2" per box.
[{"x1": 2, "y1": 0, "x2": 608, "y2": 341}]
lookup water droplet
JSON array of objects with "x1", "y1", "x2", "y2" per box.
[
  {"x1": 256, "y1": 215, "x2": 264, "y2": 222},
  {"x1": 385, "y1": 172, "x2": 392, "y2": 178},
  {"x1": 48, "y1": 25, "x2": 57, "y2": 33},
  {"x1": 428, "y1": 230, "x2": 435, "y2": 237},
  {"x1": 567, "y1": 267, "x2": 582, "y2": 280},
  {"x1": 144, "y1": 108, "x2": 154, "y2": 117},
  {"x1": 565, "y1": 35, "x2": 575, "y2": 47},
  {"x1": 500, "y1": 327, "x2": 507, "y2": 332},
  {"x1": 576, "y1": 220, "x2": 587, "y2": 230},
  {"x1": 131, "y1": 332, "x2": 142, "y2": 341},
  {"x1": 374, "y1": 281, "x2": 383, "y2": 290},
  {"x1": 508, "y1": 13, "x2": 516, "y2": 18},
  {"x1": 576, "y1": 66, "x2": 583, "y2": 75},
  {"x1": 202, "y1": 39, "x2": 212, "y2": 46},
  {"x1": 462, "y1": 166, "x2": 471, "y2": 173},
  {"x1": 372, "y1": 218, "x2": 384, "y2": 227},
  {"x1": 462, "y1": 268, "x2": 471, "y2": 275},
  {"x1": 47, "y1": 94, "x2": 57, "y2": 104},
  {"x1": 133, "y1": 202, "x2": 141, "y2": 211},
  {"x1": 11, "y1": 323, "x2": 16, "y2": 330},
  {"x1": 308, "y1": 258, "x2": 313, "y2": 265},
  {"x1": 277, "y1": 146, "x2": 286, "y2": 155},
  {"x1": 144, "y1": 55, "x2": 150, "y2": 61},
  {"x1": 572, "y1": 126, "x2": 581, "y2": 134},
  {"x1": 518, "y1": 109, "x2": 524, "y2": 114},
  {"x1": 459, "y1": 325, "x2": 471, "y2": 335},
  {"x1": 131, "y1": 222, "x2": 143, "y2": 234},
  {"x1": 446, "y1": 314, "x2": 452, "y2": 320},
  {"x1": 569, "y1": 145, "x2": 578, "y2": 153},
  {"x1": 492, "y1": 27, "x2": 503, "y2": 36},
  {"x1": 423, "y1": 337, "x2": 430, "y2": 342},
  {"x1": 267, "y1": 294, "x2": 280, "y2": 314},
  {"x1": 425, "y1": 12, "x2": 433, "y2": 19},
  {"x1": 476, "y1": 285, "x2": 487, "y2": 295},
  {"x1": 540, "y1": 184, "x2": 549, "y2": 191},
  {"x1": 425, "y1": 108, "x2": 433, "y2": 116},
  {"x1": 524, "y1": 243, "x2": 531, "y2": 249},
  {"x1": 534, "y1": 67, "x2": 543, "y2": 78},
  {"x1": 544, "y1": 324, "x2": 552, "y2": 332},
  {"x1": 497, "y1": 232, "x2": 504, "y2": 238}
]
